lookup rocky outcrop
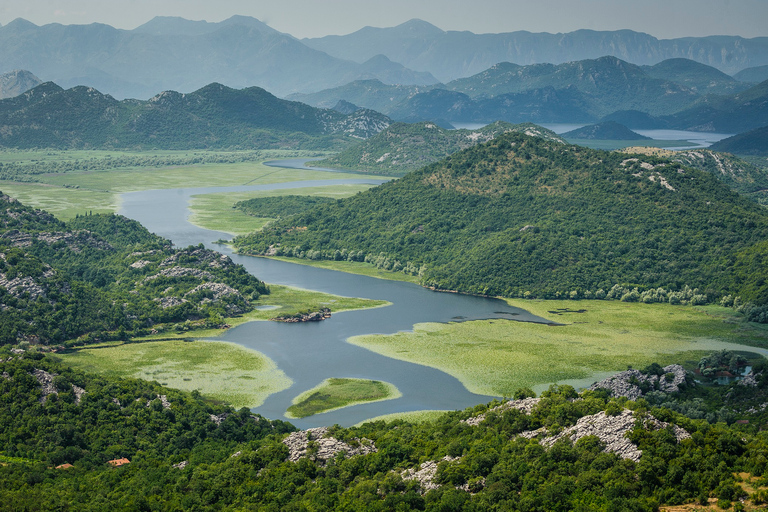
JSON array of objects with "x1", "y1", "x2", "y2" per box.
[
  {"x1": 153, "y1": 296, "x2": 186, "y2": 309},
  {"x1": 589, "y1": 364, "x2": 688, "y2": 400},
  {"x1": 282, "y1": 427, "x2": 377, "y2": 464},
  {"x1": 738, "y1": 371, "x2": 760, "y2": 387},
  {"x1": 72, "y1": 385, "x2": 86, "y2": 405},
  {"x1": 146, "y1": 394, "x2": 171, "y2": 410},
  {"x1": 146, "y1": 267, "x2": 215, "y2": 281},
  {"x1": 462, "y1": 397, "x2": 541, "y2": 426},
  {"x1": 521, "y1": 409, "x2": 691, "y2": 462},
  {"x1": 172, "y1": 460, "x2": 189, "y2": 469},
  {"x1": 209, "y1": 413, "x2": 229, "y2": 425},
  {"x1": 272, "y1": 308, "x2": 331, "y2": 323},
  {"x1": 32, "y1": 369, "x2": 58, "y2": 403},
  {"x1": 401, "y1": 456, "x2": 462, "y2": 492}
]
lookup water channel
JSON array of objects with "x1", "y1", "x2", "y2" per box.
[{"x1": 119, "y1": 175, "x2": 553, "y2": 429}]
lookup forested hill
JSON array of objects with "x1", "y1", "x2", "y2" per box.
[
  {"x1": 0, "y1": 82, "x2": 391, "y2": 150},
  {"x1": 234, "y1": 133, "x2": 768, "y2": 303},
  {"x1": 0, "y1": 193, "x2": 269, "y2": 345},
  {"x1": 313, "y1": 121, "x2": 564, "y2": 176}
]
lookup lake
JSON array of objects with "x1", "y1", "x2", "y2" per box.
[{"x1": 120, "y1": 178, "x2": 553, "y2": 428}]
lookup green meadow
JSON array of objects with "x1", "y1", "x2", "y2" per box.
[
  {"x1": 58, "y1": 339, "x2": 291, "y2": 408},
  {"x1": 286, "y1": 378, "x2": 401, "y2": 418},
  {"x1": 349, "y1": 300, "x2": 768, "y2": 397},
  {"x1": 188, "y1": 184, "x2": 379, "y2": 236}
]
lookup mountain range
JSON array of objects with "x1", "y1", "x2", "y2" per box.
[
  {"x1": 0, "y1": 16, "x2": 438, "y2": 100},
  {"x1": 1, "y1": 16, "x2": 767, "y2": 101},
  {"x1": 304, "y1": 19, "x2": 768, "y2": 80},
  {"x1": 0, "y1": 82, "x2": 391, "y2": 149}
]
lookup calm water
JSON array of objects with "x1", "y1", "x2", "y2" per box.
[{"x1": 120, "y1": 177, "x2": 552, "y2": 428}]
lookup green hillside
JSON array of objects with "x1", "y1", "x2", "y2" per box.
[
  {"x1": 642, "y1": 58, "x2": 749, "y2": 96},
  {"x1": 666, "y1": 80, "x2": 768, "y2": 133},
  {"x1": 562, "y1": 121, "x2": 651, "y2": 140},
  {"x1": 234, "y1": 133, "x2": 768, "y2": 303},
  {"x1": 0, "y1": 82, "x2": 391, "y2": 150},
  {"x1": 710, "y1": 125, "x2": 768, "y2": 156},
  {"x1": 314, "y1": 121, "x2": 564, "y2": 176},
  {"x1": 0, "y1": 193, "x2": 269, "y2": 345}
]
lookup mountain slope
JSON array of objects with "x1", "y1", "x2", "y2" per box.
[
  {"x1": 234, "y1": 133, "x2": 768, "y2": 301},
  {"x1": 642, "y1": 58, "x2": 750, "y2": 96},
  {"x1": 0, "y1": 82, "x2": 391, "y2": 149},
  {"x1": 0, "y1": 69, "x2": 41, "y2": 99},
  {"x1": 0, "y1": 193, "x2": 269, "y2": 345},
  {"x1": 314, "y1": 121, "x2": 564, "y2": 175},
  {"x1": 710, "y1": 125, "x2": 768, "y2": 156}
]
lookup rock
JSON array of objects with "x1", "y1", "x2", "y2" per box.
[
  {"x1": 589, "y1": 364, "x2": 688, "y2": 399},
  {"x1": 231, "y1": 451, "x2": 242, "y2": 458},
  {"x1": 520, "y1": 409, "x2": 691, "y2": 462},
  {"x1": 463, "y1": 397, "x2": 541, "y2": 426},
  {"x1": 145, "y1": 266, "x2": 215, "y2": 281},
  {"x1": 738, "y1": 371, "x2": 760, "y2": 387},
  {"x1": 172, "y1": 460, "x2": 189, "y2": 469},
  {"x1": 153, "y1": 296, "x2": 186, "y2": 309},
  {"x1": 282, "y1": 427, "x2": 377, "y2": 464},
  {"x1": 32, "y1": 368, "x2": 58, "y2": 403},
  {"x1": 401, "y1": 456, "x2": 461, "y2": 493},
  {"x1": 146, "y1": 394, "x2": 171, "y2": 410},
  {"x1": 272, "y1": 308, "x2": 331, "y2": 323},
  {"x1": 72, "y1": 385, "x2": 86, "y2": 405},
  {"x1": 209, "y1": 413, "x2": 229, "y2": 425}
]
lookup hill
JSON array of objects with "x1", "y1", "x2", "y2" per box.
[
  {"x1": 287, "y1": 79, "x2": 428, "y2": 113},
  {"x1": 234, "y1": 133, "x2": 768, "y2": 303},
  {"x1": 313, "y1": 121, "x2": 564, "y2": 176},
  {"x1": 0, "y1": 193, "x2": 269, "y2": 345},
  {"x1": 562, "y1": 121, "x2": 651, "y2": 140},
  {"x1": 665, "y1": 79, "x2": 768, "y2": 133},
  {"x1": 305, "y1": 20, "x2": 768, "y2": 80},
  {"x1": 0, "y1": 69, "x2": 41, "y2": 99},
  {"x1": 445, "y1": 57, "x2": 698, "y2": 117},
  {"x1": 733, "y1": 64, "x2": 768, "y2": 84},
  {"x1": 0, "y1": 82, "x2": 391, "y2": 149},
  {"x1": 709, "y1": 125, "x2": 768, "y2": 156},
  {"x1": 6, "y1": 349, "x2": 768, "y2": 509},
  {"x1": 0, "y1": 16, "x2": 435, "y2": 99},
  {"x1": 642, "y1": 58, "x2": 750, "y2": 96}
]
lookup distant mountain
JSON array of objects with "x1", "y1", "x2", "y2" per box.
[
  {"x1": 600, "y1": 111, "x2": 669, "y2": 130},
  {"x1": 234, "y1": 132, "x2": 768, "y2": 302},
  {"x1": 0, "y1": 82, "x2": 392, "y2": 149},
  {"x1": 733, "y1": 65, "x2": 768, "y2": 84},
  {"x1": 304, "y1": 20, "x2": 768, "y2": 80},
  {"x1": 665, "y1": 80, "x2": 768, "y2": 133},
  {"x1": 642, "y1": 58, "x2": 750, "y2": 96},
  {"x1": 0, "y1": 16, "x2": 437, "y2": 100},
  {"x1": 386, "y1": 86, "x2": 595, "y2": 124},
  {"x1": 313, "y1": 121, "x2": 564, "y2": 176},
  {"x1": 0, "y1": 69, "x2": 41, "y2": 99},
  {"x1": 287, "y1": 79, "x2": 428, "y2": 112},
  {"x1": 562, "y1": 121, "x2": 651, "y2": 140},
  {"x1": 709, "y1": 125, "x2": 768, "y2": 156},
  {"x1": 444, "y1": 57, "x2": 698, "y2": 117}
]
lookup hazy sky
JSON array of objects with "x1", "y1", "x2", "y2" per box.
[{"x1": 1, "y1": 0, "x2": 766, "y2": 39}]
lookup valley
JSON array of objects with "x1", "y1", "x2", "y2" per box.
[{"x1": 1, "y1": 10, "x2": 768, "y2": 507}]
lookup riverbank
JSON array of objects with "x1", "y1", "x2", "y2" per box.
[{"x1": 348, "y1": 300, "x2": 768, "y2": 397}]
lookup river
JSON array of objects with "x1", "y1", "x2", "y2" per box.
[{"x1": 120, "y1": 177, "x2": 553, "y2": 429}]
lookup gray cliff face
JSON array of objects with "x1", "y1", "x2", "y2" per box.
[{"x1": 282, "y1": 427, "x2": 377, "y2": 464}]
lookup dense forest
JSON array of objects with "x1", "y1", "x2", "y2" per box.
[
  {"x1": 234, "y1": 133, "x2": 768, "y2": 310},
  {"x1": 3, "y1": 349, "x2": 768, "y2": 510},
  {"x1": 0, "y1": 193, "x2": 269, "y2": 345}
]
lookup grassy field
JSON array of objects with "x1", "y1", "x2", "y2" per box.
[
  {"x1": 188, "y1": 184, "x2": 378, "y2": 236},
  {"x1": 286, "y1": 378, "x2": 401, "y2": 418},
  {"x1": 58, "y1": 339, "x2": 291, "y2": 408},
  {"x1": 349, "y1": 300, "x2": 768, "y2": 397},
  {"x1": 354, "y1": 410, "x2": 451, "y2": 426},
  {"x1": 0, "y1": 150, "x2": 379, "y2": 221},
  {"x1": 263, "y1": 257, "x2": 422, "y2": 284}
]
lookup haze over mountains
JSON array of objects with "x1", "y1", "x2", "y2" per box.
[{"x1": 1, "y1": 16, "x2": 767, "y2": 101}]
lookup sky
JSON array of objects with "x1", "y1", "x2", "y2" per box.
[{"x1": 0, "y1": 0, "x2": 766, "y2": 39}]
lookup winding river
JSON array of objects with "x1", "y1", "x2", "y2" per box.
[{"x1": 119, "y1": 172, "x2": 555, "y2": 428}]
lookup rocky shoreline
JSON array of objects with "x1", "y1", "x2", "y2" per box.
[{"x1": 271, "y1": 308, "x2": 331, "y2": 323}]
